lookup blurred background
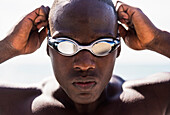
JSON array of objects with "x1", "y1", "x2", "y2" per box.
[{"x1": 0, "y1": 0, "x2": 169, "y2": 84}]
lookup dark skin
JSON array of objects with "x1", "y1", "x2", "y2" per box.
[
  {"x1": 0, "y1": 0, "x2": 170, "y2": 115},
  {"x1": 48, "y1": 0, "x2": 118, "y2": 109}
]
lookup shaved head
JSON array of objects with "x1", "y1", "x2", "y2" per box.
[{"x1": 49, "y1": 0, "x2": 117, "y2": 34}]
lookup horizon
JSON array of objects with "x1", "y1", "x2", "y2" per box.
[{"x1": 0, "y1": 0, "x2": 169, "y2": 83}]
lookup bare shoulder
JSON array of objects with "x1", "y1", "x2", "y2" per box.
[
  {"x1": 123, "y1": 72, "x2": 170, "y2": 88},
  {"x1": 122, "y1": 72, "x2": 170, "y2": 97},
  {"x1": 29, "y1": 77, "x2": 64, "y2": 113},
  {"x1": 0, "y1": 80, "x2": 42, "y2": 103},
  {"x1": 0, "y1": 77, "x2": 58, "y2": 98},
  {"x1": 119, "y1": 72, "x2": 170, "y2": 115},
  {"x1": 0, "y1": 77, "x2": 62, "y2": 115},
  {"x1": 0, "y1": 80, "x2": 42, "y2": 114},
  {"x1": 122, "y1": 72, "x2": 170, "y2": 96}
]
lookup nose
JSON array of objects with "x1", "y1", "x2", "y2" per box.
[{"x1": 73, "y1": 51, "x2": 95, "y2": 71}]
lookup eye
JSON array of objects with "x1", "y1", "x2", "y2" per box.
[
  {"x1": 58, "y1": 41, "x2": 77, "y2": 55},
  {"x1": 92, "y1": 41, "x2": 112, "y2": 55}
]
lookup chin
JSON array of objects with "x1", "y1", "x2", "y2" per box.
[
  {"x1": 72, "y1": 93, "x2": 100, "y2": 104},
  {"x1": 75, "y1": 99, "x2": 96, "y2": 105}
]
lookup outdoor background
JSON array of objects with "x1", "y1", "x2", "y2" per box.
[{"x1": 0, "y1": 0, "x2": 169, "y2": 84}]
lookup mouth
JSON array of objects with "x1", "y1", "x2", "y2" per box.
[{"x1": 72, "y1": 81, "x2": 97, "y2": 90}]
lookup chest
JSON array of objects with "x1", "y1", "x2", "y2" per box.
[
  {"x1": 32, "y1": 86, "x2": 162, "y2": 115},
  {"x1": 32, "y1": 99, "x2": 162, "y2": 115}
]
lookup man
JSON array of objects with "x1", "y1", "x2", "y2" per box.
[{"x1": 0, "y1": 0, "x2": 169, "y2": 114}]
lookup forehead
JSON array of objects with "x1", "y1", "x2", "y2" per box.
[{"x1": 49, "y1": 0, "x2": 117, "y2": 42}]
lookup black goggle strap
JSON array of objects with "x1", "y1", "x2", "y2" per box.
[{"x1": 47, "y1": 25, "x2": 51, "y2": 37}]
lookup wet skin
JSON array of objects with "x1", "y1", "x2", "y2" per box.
[{"x1": 0, "y1": 0, "x2": 169, "y2": 115}]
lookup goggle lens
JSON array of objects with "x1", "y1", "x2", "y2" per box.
[
  {"x1": 92, "y1": 42, "x2": 112, "y2": 56},
  {"x1": 58, "y1": 41, "x2": 77, "y2": 55}
]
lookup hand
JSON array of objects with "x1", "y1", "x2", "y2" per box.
[
  {"x1": 5, "y1": 5, "x2": 50, "y2": 55},
  {"x1": 116, "y1": 1, "x2": 160, "y2": 50}
]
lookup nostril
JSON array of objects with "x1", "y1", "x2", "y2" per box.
[
  {"x1": 73, "y1": 65, "x2": 95, "y2": 71},
  {"x1": 74, "y1": 66, "x2": 81, "y2": 71}
]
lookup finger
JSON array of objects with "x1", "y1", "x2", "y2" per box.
[
  {"x1": 26, "y1": 6, "x2": 49, "y2": 28},
  {"x1": 118, "y1": 12, "x2": 129, "y2": 24},
  {"x1": 43, "y1": 6, "x2": 50, "y2": 18},
  {"x1": 117, "y1": 4, "x2": 130, "y2": 25},
  {"x1": 119, "y1": 11, "x2": 129, "y2": 20},
  {"x1": 118, "y1": 24, "x2": 127, "y2": 39},
  {"x1": 34, "y1": 15, "x2": 46, "y2": 23},
  {"x1": 38, "y1": 6, "x2": 50, "y2": 19},
  {"x1": 117, "y1": 3, "x2": 135, "y2": 16},
  {"x1": 26, "y1": 7, "x2": 43, "y2": 25},
  {"x1": 36, "y1": 21, "x2": 48, "y2": 30},
  {"x1": 39, "y1": 27, "x2": 48, "y2": 45},
  {"x1": 118, "y1": 5, "x2": 137, "y2": 29},
  {"x1": 34, "y1": 6, "x2": 49, "y2": 26}
]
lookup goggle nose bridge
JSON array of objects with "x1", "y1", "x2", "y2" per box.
[{"x1": 76, "y1": 45, "x2": 93, "y2": 53}]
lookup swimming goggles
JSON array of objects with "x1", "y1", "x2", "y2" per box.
[{"x1": 48, "y1": 32, "x2": 120, "y2": 57}]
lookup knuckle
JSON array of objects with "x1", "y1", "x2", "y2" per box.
[{"x1": 134, "y1": 7, "x2": 142, "y2": 12}]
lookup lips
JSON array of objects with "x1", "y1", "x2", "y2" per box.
[{"x1": 73, "y1": 81, "x2": 96, "y2": 90}]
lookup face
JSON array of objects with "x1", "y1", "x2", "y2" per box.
[{"x1": 48, "y1": 0, "x2": 119, "y2": 104}]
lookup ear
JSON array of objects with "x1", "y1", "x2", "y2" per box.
[{"x1": 116, "y1": 45, "x2": 121, "y2": 58}]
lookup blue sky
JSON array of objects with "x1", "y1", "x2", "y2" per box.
[{"x1": 0, "y1": 0, "x2": 169, "y2": 83}]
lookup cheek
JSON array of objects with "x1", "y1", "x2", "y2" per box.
[
  {"x1": 98, "y1": 52, "x2": 117, "y2": 85},
  {"x1": 99, "y1": 53, "x2": 116, "y2": 72},
  {"x1": 49, "y1": 50, "x2": 72, "y2": 85}
]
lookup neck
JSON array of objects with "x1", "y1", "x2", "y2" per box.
[
  {"x1": 74, "y1": 89, "x2": 107, "y2": 114},
  {"x1": 55, "y1": 87, "x2": 108, "y2": 114}
]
